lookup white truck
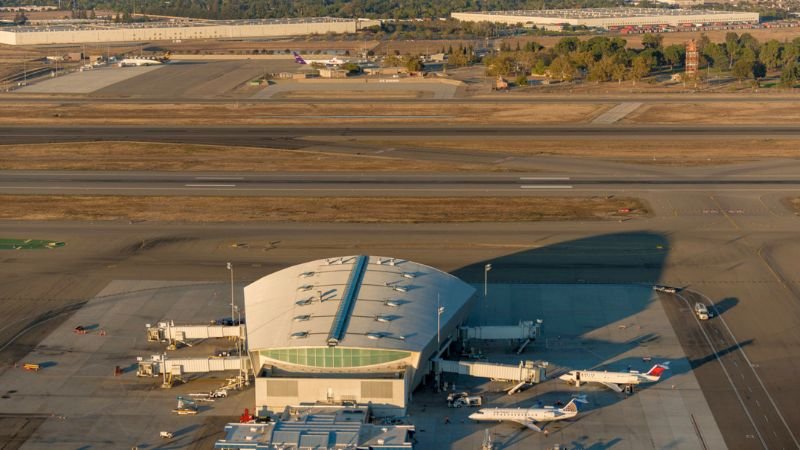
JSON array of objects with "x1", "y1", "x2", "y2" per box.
[
  {"x1": 447, "y1": 392, "x2": 483, "y2": 408},
  {"x1": 694, "y1": 303, "x2": 712, "y2": 320}
]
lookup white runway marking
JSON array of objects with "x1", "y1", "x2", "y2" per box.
[
  {"x1": 520, "y1": 185, "x2": 573, "y2": 189},
  {"x1": 194, "y1": 177, "x2": 244, "y2": 181}
]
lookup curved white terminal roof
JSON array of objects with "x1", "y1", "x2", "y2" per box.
[{"x1": 244, "y1": 256, "x2": 476, "y2": 352}]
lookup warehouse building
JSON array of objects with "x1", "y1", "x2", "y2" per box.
[
  {"x1": 451, "y1": 8, "x2": 759, "y2": 29},
  {"x1": 0, "y1": 17, "x2": 380, "y2": 45},
  {"x1": 244, "y1": 255, "x2": 476, "y2": 416}
]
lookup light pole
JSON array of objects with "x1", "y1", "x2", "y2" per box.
[
  {"x1": 484, "y1": 263, "x2": 492, "y2": 297},
  {"x1": 437, "y1": 293, "x2": 445, "y2": 348},
  {"x1": 227, "y1": 262, "x2": 234, "y2": 326}
]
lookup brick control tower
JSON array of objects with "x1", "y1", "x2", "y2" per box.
[{"x1": 685, "y1": 39, "x2": 699, "y2": 77}]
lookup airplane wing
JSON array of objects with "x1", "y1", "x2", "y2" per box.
[
  {"x1": 600, "y1": 382, "x2": 623, "y2": 393},
  {"x1": 512, "y1": 419, "x2": 542, "y2": 432}
]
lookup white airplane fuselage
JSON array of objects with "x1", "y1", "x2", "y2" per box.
[
  {"x1": 118, "y1": 58, "x2": 164, "y2": 67},
  {"x1": 471, "y1": 406, "x2": 576, "y2": 423},
  {"x1": 561, "y1": 370, "x2": 655, "y2": 386}
]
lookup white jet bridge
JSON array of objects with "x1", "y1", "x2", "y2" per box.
[
  {"x1": 137, "y1": 354, "x2": 251, "y2": 378},
  {"x1": 459, "y1": 319, "x2": 543, "y2": 354},
  {"x1": 146, "y1": 321, "x2": 245, "y2": 346}
]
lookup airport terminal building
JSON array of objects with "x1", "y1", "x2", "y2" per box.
[{"x1": 244, "y1": 256, "x2": 476, "y2": 416}]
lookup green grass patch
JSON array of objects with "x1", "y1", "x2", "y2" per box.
[{"x1": 0, "y1": 238, "x2": 65, "y2": 250}]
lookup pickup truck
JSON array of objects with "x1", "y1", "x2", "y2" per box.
[{"x1": 694, "y1": 303, "x2": 712, "y2": 320}]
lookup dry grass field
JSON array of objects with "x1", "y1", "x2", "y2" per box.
[
  {"x1": 0, "y1": 142, "x2": 495, "y2": 172},
  {"x1": 0, "y1": 195, "x2": 646, "y2": 223},
  {"x1": 0, "y1": 102, "x2": 609, "y2": 125},
  {"x1": 626, "y1": 102, "x2": 800, "y2": 124},
  {"x1": 327, "y1": 137, "x2": 800, "y2": 165}
]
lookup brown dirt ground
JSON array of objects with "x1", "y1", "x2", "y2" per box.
[
  {"x1": 322, "y1": 137, "x2": 800, "y2": 165},
  {"x1": 0, "y1": 141, "x2": 495, "y2": 172},
  {"x1": 0, "y1": 195, "x2": 646, "y2": 223},
  {"x1": 626, "y1": 102, "x2": 800, "y2": 124},
  {"x1": 0, "y1": 102, "x2": 609, "y2": 125},
  {"x1": 787, "y1": 197, "x2": 800, "y2": 213}
]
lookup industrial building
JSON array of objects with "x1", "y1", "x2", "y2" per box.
[
  {"x1": 215, "y1": 406, "x2": 415, "y2": 449},
  {"x1": 0, "y1": 17, "x2": 380, "y2": 45},
  {"x1": 451, "y1": 8, "x2": 759, "y2": 29},
  {"x1": 243, "y1": 255, "x2": 476, "y2": 417}
]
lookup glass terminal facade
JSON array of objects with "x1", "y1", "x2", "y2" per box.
[{"x1": 261, "y1": 347, "x2": 411, "y2": 368}]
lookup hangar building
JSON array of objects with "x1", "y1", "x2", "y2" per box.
[{"x1": 244, "y1": 255, "x2": 476, "y2": 416}]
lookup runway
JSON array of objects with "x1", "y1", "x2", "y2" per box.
[
  {"x1": 4, "y1": 95, "x2": 800, "y2": 104},
  {"x1": 2, "y1": 171, "x2": 800, "y2": 196},
  {"x1": 3, "y1": 125, "x2": 800, "y2": 147}
]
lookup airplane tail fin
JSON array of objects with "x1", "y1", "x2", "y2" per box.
[
  {"x1": 293, "y1": 52, "x2": 307, "y2": 64},
  {"x1": 646, "y1": 362, "x2": 670, "y2": 379},
  {"x1": 561, "y1": 395, "x2": 588, "y2": 414}
]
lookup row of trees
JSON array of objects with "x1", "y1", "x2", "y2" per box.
[{"x1": 476, "y1": 32, "x2": 800, "y2": 87}]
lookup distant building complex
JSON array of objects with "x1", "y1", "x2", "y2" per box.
[
  {"x1": 0, "y1": 17, "x2": 380, "y2": 45},
  {"x1": 451, "y1": 8, "x2": 759, "y2": 30}
]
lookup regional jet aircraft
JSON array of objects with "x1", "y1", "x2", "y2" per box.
[
  {"x1": 559, "y1": 362, "x2": 669, "y2": 393},
  {"x1": 468, "y1": 396, "x2": 587, "y2": 432},
  {"x1": 293, "y1": 51, "x2": 345, "y2": 66}
]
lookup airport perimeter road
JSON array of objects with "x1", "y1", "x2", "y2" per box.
[
  {"x1": 4, "y1": 125, "x2": 800, "y2": 146},
  {"x1": 659, "y1": 289, "x2": 800, "y2": 450},
  {"x1": 2, "y1": 171, "x2": 800, "y2": 196}
]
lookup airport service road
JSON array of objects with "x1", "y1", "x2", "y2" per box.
[
  {"x1": 659, "y1": 289, "x2": 800, "y2": 450},
  {"x1": 4, "y1": 125, "x2": 800, "y2": 147},
  {"x1": 2, "y1": 171, "x2": 800, "y2": 196}
]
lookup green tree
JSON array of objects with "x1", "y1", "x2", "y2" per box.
[
  {"x1": 703, "y1": 43, "x2": 728, "y2": 69},
  {"x1": 548, "y1": 55, "x2": 577, "y2": 82},
  {"x1": 779, "y1": 62, "x2": 799, "y2": 87},
  {"x1": 630, "y1": 56, "x2": 651, "y2": 85},
  {"x1": 759, "y1": 39, "x2": 782, "y2": 70},
  {"x1": 663, "y1": 44, "x2": 685, "y2": 70},
  {"x1": 732, "y1": 57, "x2": 754, "y2": 82},
  {"x1": 588, "y1": 55, "x2": 616, "y2": 82},
  {"x1": 515, "y1": 73, "x2": 528, "y2": 86},
  {"x1": 555, "y1": 37, "x2": 580, "y2": 55},
  {"x1": 752, "y1": 60, "x2": 767, "y2": 80},
  {"x1": 641, "y1": 33, "x2": 664, "y2": 50},
  {"x1": 725, "y1": 32, "x2": 740, "y2": 69},
  {"x1": 404, "y1": 55, "x2": 423, "y2": 73},
  {"x1": 612, "y1": 62, "x2": 627, "y2": 84}
]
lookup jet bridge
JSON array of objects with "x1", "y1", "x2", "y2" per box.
[
  {"x1": 146, "y1": 321, "x2": 245, "y2": 345},
  {"x1": 459, "y1": 320, "x2": 543, "y2": 354},
  {"x1": 137, "y1": 354, "x2": 251, "y2": 377},
  {"x1": 433, "y1": 359, "x2": 547, "y2": 384}
]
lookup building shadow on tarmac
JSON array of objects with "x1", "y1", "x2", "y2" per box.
[
  {"x1": 433, "y1": 232, "x2": 671, "y2": 447},
  {"x1": 711, "y1": 297, "x2": 739, "y2": 316}
]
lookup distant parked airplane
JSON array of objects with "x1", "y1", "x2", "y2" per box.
[
  {"x1": 559, "y1": 362, "x2": 669, "y2": 393},
  {"x1": 118, "y1": 53, "x2": 170, "y2": 67},
  {"x1": 468, "y1": 396, "x2": 587, "y2": 432},
  {"x1": 293, "y1": 51, "x2": 345, "y2": 66}
]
